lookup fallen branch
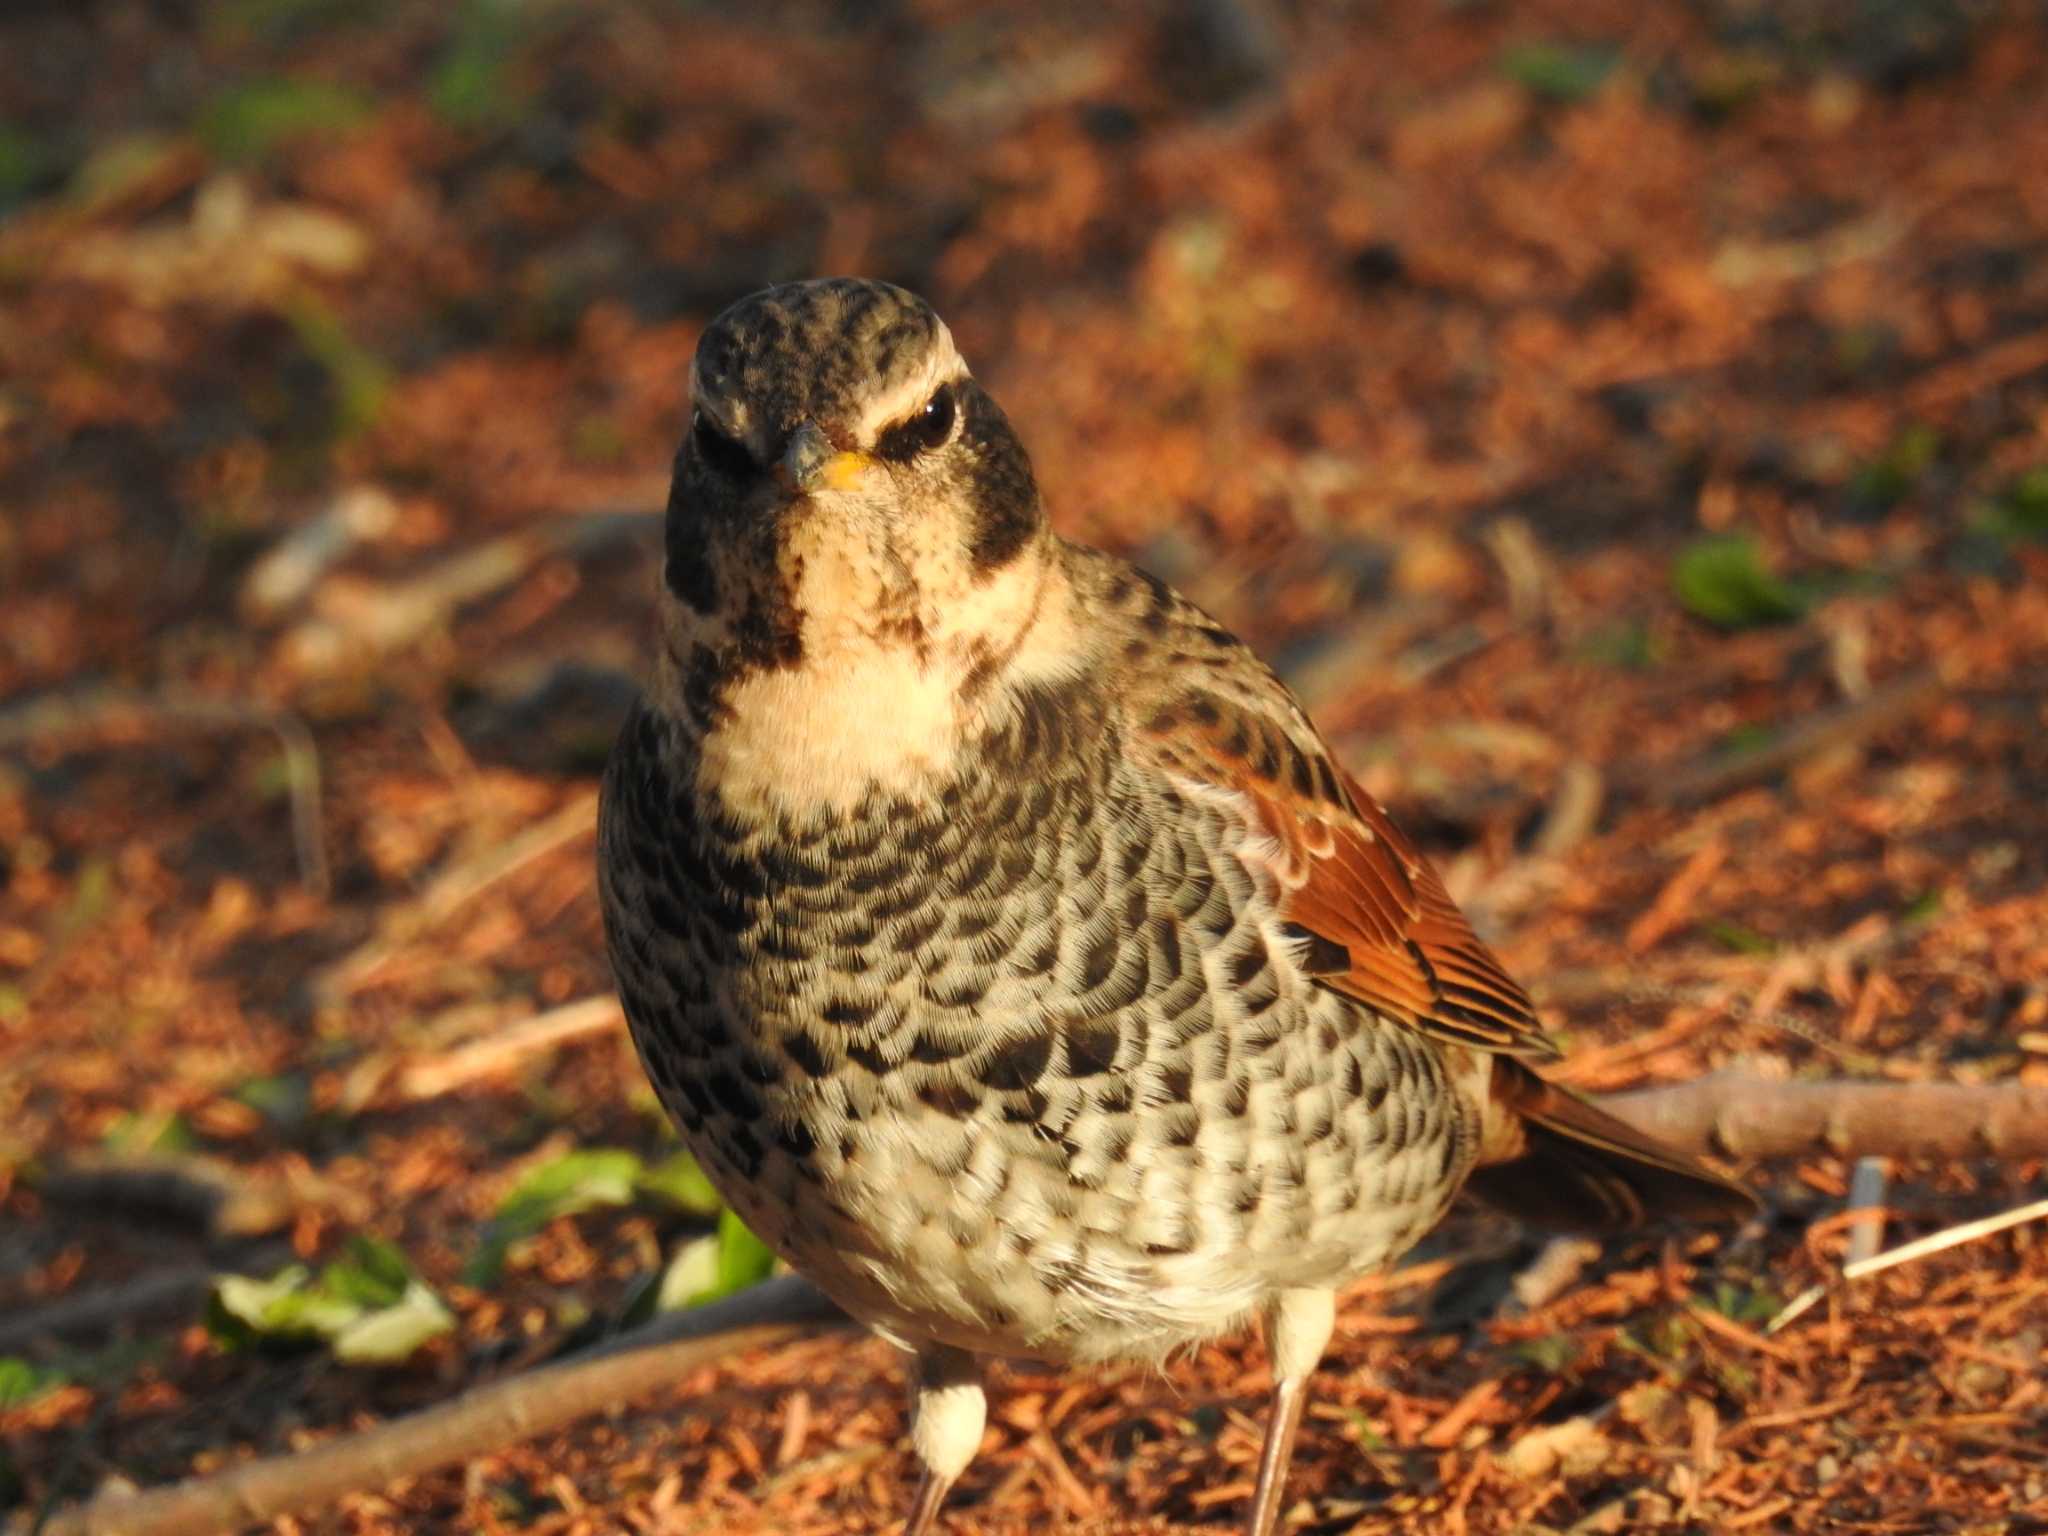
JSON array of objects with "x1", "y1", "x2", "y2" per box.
[
  {"x1": 35, "y1": 1153, "x2": 313, "y2": 1238},
  {"x1": 26, "y1": 1275, "x2": 849, "y2": 1536},
  {"x1": 1603, "y1": 1073, "x2": 2048, "y2": 1161},
  {"x1": 1645, "y1": 667, "x2": 1943, "y2": 809},
  {"x1": 0, "y1": 1267, "x2": 216, "y2": 1354}
]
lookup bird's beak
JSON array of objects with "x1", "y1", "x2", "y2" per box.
[{"x1": 776, "y1": 421, "x2": 872, "y2": 496}]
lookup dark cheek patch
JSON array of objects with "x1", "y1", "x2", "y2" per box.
[
  {"x1": 959, "y1": 381, "x2": 1042, "y2": 574},
  {"x1": 663, "y1": 466, "x2": 720, "y2": 611}
]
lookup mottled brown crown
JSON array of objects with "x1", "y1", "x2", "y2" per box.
[{"x1": 692, "y1": 278, "x2": 949, "y2": 452}]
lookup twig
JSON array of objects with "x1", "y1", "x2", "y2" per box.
[
  {"x1": 0, "y1": 688, "x2": 328, "y2": 895},
  {"x1": 23, "y1": 1275, "x2": 849, "y2": 1536},
  {"x1": 1529, "y1": 758, "x2": 1604, "y2": 860},
  {"x1": 277, "y1": 508, "x2": 660, "y2": 676},
  {"x1": 1498, "y1": 1237, "x2": 1603, "y2": 1317},
  {"x1": 1647, "y1": 668, "x2": 1942, "y2": 809},
  {"x1": 1625, "y1": 838, "x2": 1727, "y2": 955},
  {"x1": 1841, "y1": 1198, "x2": 2048, "y2": 1282},
  {"x1": 0, "y1": 1267, "x2": 215, "y2": 1354},
  {"x1": 1602, "y1": 1073, "x2": 2048, "y2": 1161},
  {"x1": 1901, "y1": 323, "x2": 2048, "y2": 414},
  {"x1": 1767, "y1": 1198, "x2": 2048, "y2": 1334},
  {"x1": 394, "y1": 995, "x2": 625, "y2": 1100},
  {"x1": 238, "y1": 486, "x2": 397, "y2": 620},
  {"x1": 310, "y1": 791, "x2": 598, "y2": 1003},
  {"x1": 1844, "y1": 1157, "x2": 1890, "y2": 1266}
]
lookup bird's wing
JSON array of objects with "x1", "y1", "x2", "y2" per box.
[{"x1": 1129, "y1": 683, "x2": 1561, "y2": 1061}]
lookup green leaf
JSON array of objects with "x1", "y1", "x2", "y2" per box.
[
  {"x1": 1708, "y1": 1281, "x2": 1783, "y2": 1326},
  {"x1": 331, "y1": 1282, "x2": 454, "y2": 1363},
  {"x1": 636, "y1": 1150, "x2": 723, "y2": 1217},
  {"x1": 431, "y1": 0, "x2": 529, "y2": 127},
  {"x1": 100, "y1": 1110, "x2": 196, "y2": 1155},
  {"x1": 197, "y1": 77, "x2": 371, "y2": 164},
  {"x1": 210, "y1": 1240, "x2": 450, "y2": 1363},
  {"x1": 282, "y1": 295, "x2": 391, "y2": 440},
  {"x1": 498, "y1": 1148, "x2": 644, "y2": 1224},
  {"x1": 651, "y1": 1232, "x2": 725, "y2": 1313},
  {"x1": 1717, "y1": 722, "x2": 1778, "y2": 758},
  {"x1": 319, "y1": 1235, "x2": 414, "y2": 1310},
  {"x1": 57, "y1": 858, "x2": 113, "y2": 941},
  {"x1": 1578, "y1": 618, "x2": 1664, "y2": 671},
  {"x1": 0, "y1": 124, "x2": 49, "y2": 208},
  {"x1": 1901, "y1": 889, "x2": 1943, "y2": 924},
  {"x1": 0, "y1": 1357, "x2": 66, "y2": 1408},
  {"x1": 232, "y1": 1071, "x2": 312, "y2": 1129},
  {"x1": 465, "y1": 1148, "x2": 644, "y2": 1286},
  {"x1": 1848, "y1": 423, "x2": 1940, "y2": 512},
  {"x1": 713, "y1": 1207, "x2": 777, "y2": 1298},
  {"x1": 1974, "y1": 466, "x2": 2048, "y2": 546},
  {"x1": 1500, "y1": 41, "x2": 1620, "y2": 103},
  {"x1": 1671, "y1": 536, "x2": 1809, "y2": 629},
  {"x1": 63, "y1": 135, "x2": 185, "y2": 216},
  {"x1": 1705, "y1": 920, "x2": 1775, "y2": 956},
  {"x1": 645, "y1": 1210, "x2": 777, "y2": 1313},
  {"x1": 213, "y1": 1266, "x2": 359, "y2": 1343},
  {"x1": 1511, "y1": 1333, "x2": 1579, "y2": 1373},
  {"x1": 2007, "y1": 467, "x2": 2048, "y2": 534}
]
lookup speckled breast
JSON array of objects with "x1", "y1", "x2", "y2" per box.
[{"x1": 597, "y1": 679, "x2": 1478, "y2": 1363}]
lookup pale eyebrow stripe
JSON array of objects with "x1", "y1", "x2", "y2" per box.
[{"x1": 853, "y1": 324, "x2": 967, "y2": 443}]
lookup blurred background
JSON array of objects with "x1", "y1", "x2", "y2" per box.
[{"x1": 2, "y1": 1, "x2": 2045, "y2": 1531}]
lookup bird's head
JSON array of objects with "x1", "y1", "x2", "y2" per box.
[{"x1": 662, "y1": 278, "x2": 1051, "y2": 677}]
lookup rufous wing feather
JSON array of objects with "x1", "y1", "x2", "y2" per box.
[{"x1": 1135, "y1": 688, "x2": 1755, "y2": 1230}]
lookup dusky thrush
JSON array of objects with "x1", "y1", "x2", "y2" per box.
[{"x1": 598, "y1": 277, "x2": 1754, "y2": 1536}]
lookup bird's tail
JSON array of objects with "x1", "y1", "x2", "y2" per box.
[{"x1": 1465, "y1": 1058, "x2": 1758, "y2": 1231}]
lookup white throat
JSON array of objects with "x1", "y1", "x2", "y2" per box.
[{"x1": 659, "y1": 534, "x2": 1081, "y2": 817}]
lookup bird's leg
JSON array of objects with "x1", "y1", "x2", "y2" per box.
[
  {"x1": 903, "y1": 1342, "x2": 985, "y2": 1536},
  {"x1": 1246, "y1": 1287, "x2": 1335, "y2": 1536}
]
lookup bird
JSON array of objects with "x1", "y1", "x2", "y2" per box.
[{"x1": 596, "y1": 276, "x2": 1755, "y2": 1536}]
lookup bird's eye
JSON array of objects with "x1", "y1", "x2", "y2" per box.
[
  {"x1": 691, "y1": 409, "x2": 756, "y2": 478},
  {"x1": 914, "y1": 385, "x2": 956, "y2": 449},
  {"x1": 878, "y1": 384, "x2": 959, "y2": 462}
]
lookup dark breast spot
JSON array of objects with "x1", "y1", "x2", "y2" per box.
[
  {"x1": 821, "y1": 997, "x2": 872, "y2": 1027},
  {"x1": 918, "y1": 1077, "x2": 980, "y2": 1117},
  {"x1": 1364, "y1": 1069, "x2": 1390, "y2": 1113},
  {"x1": 705, "y1": 1067, "x2": 762, "y2": 1120},
  {"x1": 722, "y1": 1123, "x2": 764, "y2": 1180},
  {"x1": 977, "y1": 1032, "x2": 1053, "y2": 1091},
  {"x1": 1226, "y1": 935, "x2": 1269, "y2": 988},
  {"x1": 1075, "y1": 928, "x2": 1119, "y2": 992},
  {"x1": 783, "y1": 1031, "x2": 829, "y2": 1078},
  {"x1": 1220, "y1": 1074, "x2": 1251, "y2": 1118},
  {"x1": 909, "y1": 1029, "x2": 965, "y2": 1065},
  {"x1": 1005, "y1": 1088, "x2": 1053, "y2": 1125},
  {"x1": 1064, "y1": 1019, "x2": 1121, "y2": 1077}
]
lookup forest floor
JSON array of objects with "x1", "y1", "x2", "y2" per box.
[{"x1": 2, "y1": 1, "x2": 2046, "y2": 1531}]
